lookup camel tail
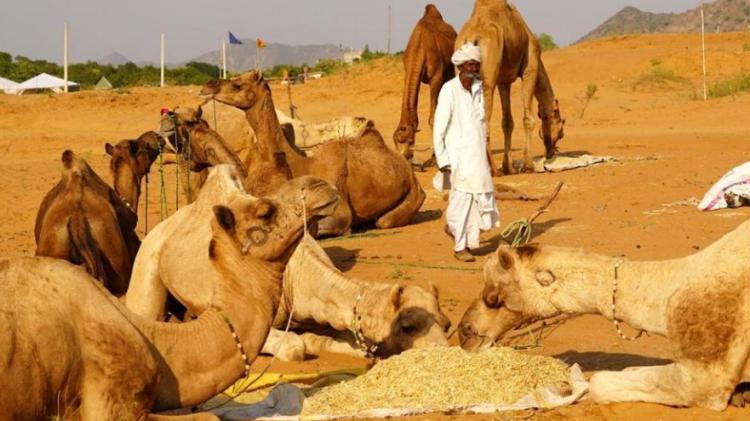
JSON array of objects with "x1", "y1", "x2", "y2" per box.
[{"x1": 67, "y1": 210, "x2": 108, "y2": 287}]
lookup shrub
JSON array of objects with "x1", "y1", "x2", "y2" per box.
[{"x1": 537, "y1": 33, "x2": 558, "y2": 52}]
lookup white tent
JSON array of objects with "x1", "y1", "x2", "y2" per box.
[
  {"x1": 14, "y1": 73, "x2": 79, "y2": 94},
  {"x1": 0, "y1": 76, "x2": 19, "y2": 94}
]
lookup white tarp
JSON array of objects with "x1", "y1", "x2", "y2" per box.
[
  {"x1": 0, "y1": 76, "x2": 19, "y2": 94},
  {"x1": 14, "y1": 73, "x2": 78, "y2": 94},
  {"x1": 699, "y1": 161, "x2": 750, "y2": 211}
]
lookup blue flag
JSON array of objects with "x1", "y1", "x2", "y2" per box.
[{"x1": 228, "y1": 32, "x2": 242, "y2": 45}]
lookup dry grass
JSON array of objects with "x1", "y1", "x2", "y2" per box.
[{"x1": 303, "y1": 347, "x2": 570, "y2": 416}]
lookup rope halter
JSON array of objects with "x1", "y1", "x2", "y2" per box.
[{"x1": 611, "y1": 259, "x2": 645, "y2": 342}]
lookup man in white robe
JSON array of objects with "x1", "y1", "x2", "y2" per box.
[{"x1": 433, "y1": 43, "x2": 500, "y2": 262}]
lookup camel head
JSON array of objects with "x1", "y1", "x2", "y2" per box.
[
  {"x1": 359, "y1": 284, "x2": 451, "y2": 357},
  {"x1": 105, "y1": 131, "x2": 162, "y2": 211},
  {"x1": 459, "y1": 244, "x2": 562, "y2": 351},
  {"x1": 392, "y1": 124, "x2": 417, "y2": 160},
  {"x1": 159, "y1": 106, "x2": 208, "y2": 154},
  {"x1": 211, "y1": 173, "x2": 339, "y2": 262},
  {"x1": 200, "y1": 71, "x2": 269, "y2": 111},
  {"x1": 538, "y1": 99, "x2": 565, "y2": 159}
]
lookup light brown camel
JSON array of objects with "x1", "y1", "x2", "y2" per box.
[
  {"x1": 34, "y1": 150, "x2": 140, "y2": 296},
  {"x1": 457, "y1": 0, "x2": 565, "y2": 175},
  {"x1": 105, "y1": 131, "x2": 162, "y2": 212},
  {"x1": 262, "y1": 235, "x2": 451, "y2": 360},
  {"x1": 1, "y1": 175, "x2": 339, "y2": 420},
  {"x1": 458, "y1": 220, "x2": 750, "y2": 410},
  {"x1": 200, "y1": 71, "x2": 426, "y2": 236},
  {"x1": 124, "y1": 166, "x2": 447, "y2": 361},
  {"x1": 393, "y1": 4, "x2": 457, "y2": 164}
]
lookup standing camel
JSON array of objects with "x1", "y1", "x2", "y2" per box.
[
  {"x1": 1, "y1": 175, "x2": 338, "y2": 420},
  {"x1": 457, "y1": 0, "x2": 565, "y2": 175},
  {"x1": 393, "y1": 4, "x2": 457, "y2": 166},
  {"x1": 200, "y1": 71, "x2": 425, "y2": 236}
]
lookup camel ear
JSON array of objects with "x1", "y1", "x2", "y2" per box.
[
  {"x1": 482, "y1": 285, "x2": 502, "y2": 309},
  {"x1": 213, "y1": 205, "x2": 236, "y2": 233},
  {"x1": 535, "y1": 270, "x2": 556, "y2": 287},
  {"x1": 105, "y1": 143, "x2": 115, "y2": 156},
  {"x1": 389, "y1": 285, "x2": 404, "y2": 310},
  {"x1": 430, "y1": 283, "x2": 439, "y2": 300},
  {"x1": 496, "y1": 247, "x2": 516, "y2": 271}
]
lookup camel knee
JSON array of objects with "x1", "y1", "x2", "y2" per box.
[
  {"x1": 501, "y1": 114, "x2": 514, "y2": 132},
  {"x1": 522, "y1": 115, "x2": 536, "y2": 132}
]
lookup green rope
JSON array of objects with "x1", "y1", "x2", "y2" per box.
[
  {"x1": 348, "y1": 259, "x2": 482, "y2": 273},
  {"x1": 501, "y1": 218, "x2": 532, "y2": 247},
  {"x1": 157, "y1": 139, "x2": 167, "y2": 220}
]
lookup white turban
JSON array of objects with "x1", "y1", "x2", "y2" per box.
[{"x1": 451, "y1": 43, "x2": 481, "y2": 66}]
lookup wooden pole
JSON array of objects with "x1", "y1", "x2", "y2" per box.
[
  {"x1": 160, "y1": 32, "x2": 165, "y2": 88},
  {"x1": 387, "y1": 4, "x2": 392, "y2": 54},
  {"x1": 701, "y1": 0, "x2": 707, "y2": 101},
  {"x1": 63, "y1": 23, "x2": 69, "y2": 93},
  {"x1": 222, "y1": 39, "x2": 227, "y2": 79}
]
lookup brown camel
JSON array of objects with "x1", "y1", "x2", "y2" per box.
[
  {"x1": 105, "y1": 131, "x2": 162, "y2": 212},
  {"x1": 201, "y1": 71, "x2": 426, "y2": 236},
  {"x1": 34, "y1": 150, "x2": 140, "y2": 296},
  {"x1": 393, "y1": 4, "x2": 457, "y2": 165},
  {"x1": 158, "y1": 106, "x2": 293, "y2": 198},
  {"x1": 1, "y1": 175, "x2": 338, "y2": 420},
  {"x1": 459, "y1": 220, "x2": 750, "y2": 410},
  {"x1": 457, "y1": 0, "x2": 565, "y2": 174}
]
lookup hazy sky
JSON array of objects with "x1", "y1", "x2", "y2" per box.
[{"x1": 0, "y1": 0, "x2": 702, "y2": 64}]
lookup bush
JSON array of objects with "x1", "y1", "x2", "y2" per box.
[
  {"x1": 537, "y1": 33, "x2": 558, "y2": 52},
  {"x1": 707, "y1": 73, "x2": 750, "y2": 99}
]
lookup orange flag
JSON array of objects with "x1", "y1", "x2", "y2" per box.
[{"x1": 256, "y1": 38, "x2": 266, "y2": 49}]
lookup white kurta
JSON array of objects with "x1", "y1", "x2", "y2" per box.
[{"x1": 433, "y1": 76, "x2": 500, "y2": 252}]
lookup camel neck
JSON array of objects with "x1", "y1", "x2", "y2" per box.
[
  {"x1": 139, "y1": 234, "x2": 284, "y2": 410},
  {"x1": 243, "y1": 95, "x2": 305, "y2": 166},
  {"x1": 534, "y1": 63, "x2": 556, "y2": 122},
  {"x1": 398, "y1": 47, "x2": 424, "y2": 128},
  {"x1": 538, "y1": 248, "x2": 684, "y2": 336},
  {"x1": 113, "y1": 166, "x2": 141, "y2": 212},
  {"x1": 190, "y1": 126, "x2": 247, "y2": 178}
]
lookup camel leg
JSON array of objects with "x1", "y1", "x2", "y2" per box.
[
  {"x1": 300, "y1": 332, "x2": 366, "y2": 358},
  {"x1": 375, "y1": 176, "x2": 426, "y2": 229},
  {"x1": 520, "y1": 67, "x2": 538, "y2": 173},
  {"x1": 478, "y1": 38, "x2": 502, "y2": 174},
  {"x1": 590, "y1": 362, "x2": 736, "y2": 410},
  {"x1": 260, "y1": 328, "x2": 306, "y2": 362},
  {"x1": 498, "y1": 83, "x2": 514, "y2": 175}
]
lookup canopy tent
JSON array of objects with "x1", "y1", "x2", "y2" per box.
[
  {"x1": 95, "y1": 76, "x2": 113, "y2": 90},
  {"x1": 13, "y1": 73, "x2": 79, "y2": 94},
  {"x1": 0, "y1": 76, "x2": 19, "y2": 94}
]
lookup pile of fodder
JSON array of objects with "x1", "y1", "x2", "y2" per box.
[{"x1": 303, "y1": 346, "x2": 570, "y2": 417}]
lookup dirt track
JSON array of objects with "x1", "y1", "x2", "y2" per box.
[{"x1": 1, "y1": 33, "x2": 750, "y2": 419}]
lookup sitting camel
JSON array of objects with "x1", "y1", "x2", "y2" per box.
[
  {"x1": 459, "y1": 220, "x2": 750, "y2": 410},
  {"x1": 393, "y1": 4, "x2": 457, "y2": 165},
  {"x1": 105, "y1": 131, "x2": 162, "y2": 213},
  {"x1": 1, "y1": 173, "x2": 339, "y2": 420},
  {"x1": 457, "y1": 0, "x2": 565, "y2": 174},
  {"x1": 200, "y1": 71, "x2": 426, "y2": 236},
  {"x1": 125, "y1": 165, "x2": 450, "y2": 361},
  {"x1": 35, "y1": 150, "x2": 141, "y2": 296}
]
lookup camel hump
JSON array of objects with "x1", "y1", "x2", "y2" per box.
[{"x1": 424, "y1": 4, "x2": 442, "y2": 19}]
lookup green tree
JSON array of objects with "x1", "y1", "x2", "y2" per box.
[{"x1": 537, "y1": 33, "x2": 558, "y2": 52}]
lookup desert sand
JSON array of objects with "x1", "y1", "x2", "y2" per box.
[{"x1": 1, "y1": 32, "x2": 750, "y2": 419}]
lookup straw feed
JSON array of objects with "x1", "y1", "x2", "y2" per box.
[{"x1": 303, "y1": 347, "x2": 570, "y2": 416}]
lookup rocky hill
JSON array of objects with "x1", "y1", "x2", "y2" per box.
[
  {"x1": 191, "y1": 40, "x2": 349, "y2": 71},
  {"x1": 579, "y1": 0, "x2": 750, "y2": 42}
]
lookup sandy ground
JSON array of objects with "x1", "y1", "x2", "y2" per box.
[{"x1": 1, "y1": 32, "x2": 750, "y2": 419}]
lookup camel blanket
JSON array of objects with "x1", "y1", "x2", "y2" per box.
[
  {"x1": 698, "y1": 161, "x2": 750, "y2": 211},
  {"x1": 516, "y1": 153, "x2": 614, "y2": 173}
]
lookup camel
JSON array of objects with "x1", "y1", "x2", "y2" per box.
[
  {"x1": 200, "y1": 71, "x2": 426, "y2": 236},
  {"x1": 393, "y1": 4, "x2": 457, "y2": 165},
  {"x1": 200, "y1": 100, "x2": 369, "y2": 154},
  {"x1": 35, "y1": 150, "x2": 141, "y2": 296},
  {"x1": 458, "y1": 220, "x2": 750, "y2": 410},
  {"x1": 456, "y1": 0, "x2": 565, "y2": 175},
  {"x1": 105, "y1": 131, "x2": 162, "y2": 212},
  {"x1": 124, "y1": 166, "x2": 448, "y2": 361},
  {"x1": 261, "y1": 235, "x2": 451, "y2": 360},
  {"x1": 1, "y1": 173, "x2": 339, "y2": 420}
]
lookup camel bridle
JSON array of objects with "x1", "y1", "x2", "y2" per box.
[
  {"x1": 350, "y1": 291, "x2": 379, "y2": 359},
  {"x1": 611, "y1": 259, "x2": 645, "y2": 342}
]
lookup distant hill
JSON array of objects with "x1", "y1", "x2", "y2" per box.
[
  {"x1": 191, "y1": 40, "x2": 349, "y2": 71},
  {"x1": 97, "y1": 52, "x2": 132, "y2": 66},
  {"x1": 579, "y1": 0, "x2": 750, "y2": 43}
]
